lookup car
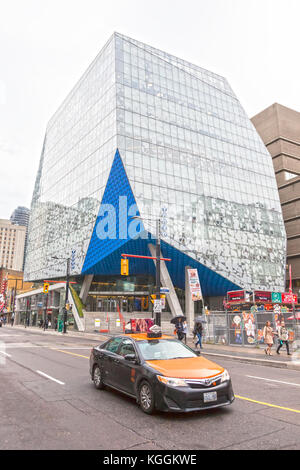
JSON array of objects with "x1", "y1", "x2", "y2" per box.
[{"x1": 90, "y1": 332, "x2": 234, "y2": 414}]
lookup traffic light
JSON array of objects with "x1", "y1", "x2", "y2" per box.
[
  {"x1": 43, "y1": 282, "x2": 49, "y2": 294},
  {"x1": 121, "y1": 258, "x2": 129, "y2": 275},
  {"x1": 150, "y1": 294, "x2": 165, "y2": 304}
]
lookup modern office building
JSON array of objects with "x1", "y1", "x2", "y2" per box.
[
  {"x1": 24, "y1": 33, "x2": 286, "y2": 316},
  {"x1": 252, "y1": 103, "x2": 300, "y2": 293},
  {"x1": 0, "y1": 219, "x2": 26, "y2": 271},
  {"x1": 10, "y1": 206, "x2": 30, "y2": 228}
]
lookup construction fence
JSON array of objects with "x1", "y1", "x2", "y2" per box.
[{"x1": 202, "y1": 311, "x2": 300, "y2": 347}]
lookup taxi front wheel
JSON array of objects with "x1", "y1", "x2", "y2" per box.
[
  {"x1": 139, "y1": 380, "x2": 155, "y2": 414},
  {"x1": 93, "y1": 365, "x2": 104, "y2": 390}
]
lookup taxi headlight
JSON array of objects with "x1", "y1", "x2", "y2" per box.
[
  {"x1": 157, "y1": 375, "x2": 188, "y2": 387},
  {"x1": 220, "y1": 369, "x2": 230, "y2": 383}
]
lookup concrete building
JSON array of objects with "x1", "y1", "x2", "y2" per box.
[
  {"x1": 252, "y1": 104, "x2": 300, "y2": 294},
  {"x1": 23, "y1": 33, "x2": 286, "y2": 330},
  {"x1": 0, "y1": 219, "x2": 26, "y2": 271},
  {"x1": 10, "y1": 206, "x2": 30, "y2": 270},
  {"x1": 0, "y1": 267, "x2": 33, "y2": 319}
]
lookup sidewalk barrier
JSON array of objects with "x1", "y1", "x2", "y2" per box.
[{"x1": 202, "y1": 311, "x2": 299, "y2": 349}]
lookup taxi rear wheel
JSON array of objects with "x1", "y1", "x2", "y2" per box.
[
  {"x1": 139, "y1": 380, "x2": 155, "y2": 414},
  {"x1": 93, "y1": 365, "x2": 104, "y2": 390}
]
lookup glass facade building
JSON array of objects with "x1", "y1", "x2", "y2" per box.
[{"x1": 24, "y1": 33, "x2": 286, "y2": 298}]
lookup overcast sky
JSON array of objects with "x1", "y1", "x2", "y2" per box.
[{"x1": 1, "y1": 0, "x2": 299, "y2": 219}]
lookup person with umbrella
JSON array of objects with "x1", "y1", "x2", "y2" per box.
[
  {"x1": 193, "y1": 316, "x2": 204, "y2": 349},
  {"x1": 171, "y1": 315, "x2": 186, "y2": 342}
]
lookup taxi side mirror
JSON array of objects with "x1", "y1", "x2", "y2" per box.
[
  {"x1": 195, "y1": 350, "x2": 201, "y2": 356},
  {"x1": 124, "y1": 354, "x2": 138, "y2": 363}
]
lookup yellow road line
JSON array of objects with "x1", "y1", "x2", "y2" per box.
[
  {"x1": 235, "y1": 394, "x2": 300, "y2": 414},
  {"x1": 52, "y1": 349, "x2": 89, "y2": 359}
]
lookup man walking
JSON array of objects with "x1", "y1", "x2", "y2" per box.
[{"x1": 276, "y1": 320, "x2": 291, "y2": 355}]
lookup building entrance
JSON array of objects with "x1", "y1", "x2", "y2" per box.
[{"x1": 88, "y1": 294, "x2": 150, "y2": 313}]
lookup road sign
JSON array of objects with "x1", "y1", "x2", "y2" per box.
[
  {"x1": 160, "y1": 287, "x2": 169, "y2": 293},
  {"x1": 154, "y1": 299, "x2": 162, "y2": 313}
]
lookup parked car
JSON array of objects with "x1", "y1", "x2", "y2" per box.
[{"x1": 90, "y1": 333, "x2": 234, "y2": 414}]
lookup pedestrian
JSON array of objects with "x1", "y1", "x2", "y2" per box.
[
  {"x1": 182, "y1": 320, "x2": 188, "y2": 344},
  {"x1": 276, "y1": 320, "x2": 291, "y2": 356},
  {"x1": 175, "y1": 317, "x2": 185, "y2": 341},
  {"x1": 54, "y1": 318, "x2": 58, "y2": 331},
  {"x1": 10, "y1": 314, "x2": 14, "y2": 327},
  {"x1": 193, "y1": 320, "x2": 203, "y2": 349},
  {"x1": 263, "y1": 321, "x2": 274, "y2": 356}
]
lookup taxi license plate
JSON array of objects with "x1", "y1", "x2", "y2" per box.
[{"x1": 203, "y1": 392, "x2": 217, "y2": 403}]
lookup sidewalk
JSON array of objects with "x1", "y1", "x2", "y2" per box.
[
  {"x1": 186, "y1": 339, "x2": 300, "y2": 371},
  {"x1": 11, "y1": 325, "x2": 300, "y2": 371}
]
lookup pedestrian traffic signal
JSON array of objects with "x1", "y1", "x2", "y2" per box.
[
  {"x1": 121, "y1": 258, "x2": 129, "y2": 275},
  {"x1": 43, "y1": 282, "x2": 50, "y2": 294}
]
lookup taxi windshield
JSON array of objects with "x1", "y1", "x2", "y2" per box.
[{"x1": 138, "y1": 339, "x2": 197, "y2": 361}]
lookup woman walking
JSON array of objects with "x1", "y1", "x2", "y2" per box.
[
  {"x1": 263, "y1": 321, "x2": 274, "y2": 355},
  {"x1": 276, "y1": 320, "x2": 291, "y2": 356},
  {"x1": 193, "y1": 320, "x2": 203, "y2": 349}
]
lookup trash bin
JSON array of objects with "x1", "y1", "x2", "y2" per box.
[{"x1": 58, "y1": 320, "x2": 64, "y2": 333}]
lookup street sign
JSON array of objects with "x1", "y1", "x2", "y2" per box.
[
  {"x1": 160, "y1": 287, "x2": 169, "y2": 293},
  {"x1": 153, "y1": 299, "x2": 162, "y2": 313}
]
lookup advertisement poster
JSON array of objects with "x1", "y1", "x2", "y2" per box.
[
  {"x1": 242, "y1": 312, "x2": 256, "y2": 344},
  {"x1": 272, "y1": 292, "x2": 282, "y2": 303},
  {"x1": 230, "y1": 315, "x2": 243, "y2": 344},
  {"x1": 227, "y1": 290, "x2": 245, "y2": 302},
  {"x1": 187, "y1": 269, "x2": 203, "y2": 301},
  {"x1": 130, "y1": 318, "x2": 154, "y2": 333},
  {"x1": 0, "y1": 278, "x2": 7, "y2": 313},
  {"x1": 281, "y1": 293, "x2": 297, "y2": 304},
  {"x1": 254, "y1": 291, "x2": 272, "y2": 302}
]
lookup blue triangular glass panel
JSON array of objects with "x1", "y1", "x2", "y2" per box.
[{"x1": 82, "y1": 149, "x2": 148, "y2": 273}]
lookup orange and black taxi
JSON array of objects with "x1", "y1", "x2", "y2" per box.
[{"x1": 90, "y1": 331, "x2": 234, "y2": 414}]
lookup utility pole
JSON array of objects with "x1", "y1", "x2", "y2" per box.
[
  {"x1": 63, "y1": 257, "x2": 70, "y2": 334},
  {"x1": 155, "y1": 218, "x2": 161, "y2": 326},
  {"x1": 51, "y1": 255, "x2": 70, "y2": 334}
]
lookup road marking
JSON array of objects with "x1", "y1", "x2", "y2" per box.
[
  {"x1": 235, "y1": 395, "x2": 300, "y2": 414},
  {"x1": 36, "y1": 370, "x2": 65, "y2": 385},
  {"x1": 246, "y1": 375, "x2": 300, "y2": 387},
  {"x1": 51, "y1": 347, "x2": 92, "y2": 350},
  {"x1": 52, "y1": 349, "x2": 89, "y2": 359},
  {"x1": 0, "y1": 350, "x2": 12, "y2": 357}
]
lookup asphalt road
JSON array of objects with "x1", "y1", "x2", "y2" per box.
[{"x1": 1, "y1": 326, "x2": 300, "y2": 450}]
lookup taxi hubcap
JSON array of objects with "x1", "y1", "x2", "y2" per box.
[
  {"x1": 94, "y1": 367, "x2": 101, "y2": 385},
  {"x1": 140, "y1": 384, "x2": 152, "y2": 409}
]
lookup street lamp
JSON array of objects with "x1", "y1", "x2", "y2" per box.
[{"x1": 51, "y1": 256, "x2": 70, "y2": 334}]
